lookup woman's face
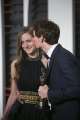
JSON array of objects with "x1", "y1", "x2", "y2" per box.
[{"x1": 21, "y1": 33, "x2": 36, "y2": 55}]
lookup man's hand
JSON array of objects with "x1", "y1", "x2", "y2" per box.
[{"x1": 38, "y1": 85, "x2": 48, "y2": 99}]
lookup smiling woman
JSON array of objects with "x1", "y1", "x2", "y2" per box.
[
  {"x1": 21, "y1": 32, "x2": 37, "y2": 58},
  {"x1": 2, "y1": 26, "x2": 50, "y2": 120}
]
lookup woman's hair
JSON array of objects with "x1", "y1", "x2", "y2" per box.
[{"x1": 11, "y1": 26, "x2": 34, "y2": 81}]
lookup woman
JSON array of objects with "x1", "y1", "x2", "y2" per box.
[{"x1": 2, "y1": 26, "x2": 50, "y2": 120}]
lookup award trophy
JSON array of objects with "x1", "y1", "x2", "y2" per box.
[{"x1": 39, "y1": 66, "x2": 47, "y2": 109}]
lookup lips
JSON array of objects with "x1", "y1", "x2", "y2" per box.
[{"x1": 24, "y1": 46, "x2": 32, "y2": 49}]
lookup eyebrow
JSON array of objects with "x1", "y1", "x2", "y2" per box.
[{"x1": 21, "y1": 39, "x2": 32, "y2": 42}]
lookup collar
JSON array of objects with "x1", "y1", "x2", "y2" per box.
[{"x1": 47, "y1": 43, "x2": 58, "y2": 58}]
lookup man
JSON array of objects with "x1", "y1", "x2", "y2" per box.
[{"x1": 32, "y1": 20, "x2": 80, "y2": 120}]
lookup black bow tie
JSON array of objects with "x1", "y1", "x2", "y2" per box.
[{"x1": 43, "y1": 52, "x2": 50, "y2": 59}]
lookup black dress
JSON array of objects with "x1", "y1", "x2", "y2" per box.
[{"x1": 9, "y1": 57, "x2": 50, "y2": 120}]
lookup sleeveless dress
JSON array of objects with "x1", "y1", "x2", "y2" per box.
[{"x1": 9, "y1": 57, "x2": 50, "y2": 120}]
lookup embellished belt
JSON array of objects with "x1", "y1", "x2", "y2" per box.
[{"x1": 18, "y1": 91, "x2": 42, "y2": 105}]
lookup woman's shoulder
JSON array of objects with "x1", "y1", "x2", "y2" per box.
[
  {"x1": 11, "y1": 59, "x2": 18, "y2": 67},
  {"x1": 11, "y1": 59, "x2": 18, "y2": 80}
]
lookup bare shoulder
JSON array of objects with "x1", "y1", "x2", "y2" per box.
[
  {"x1": 11, "y1": 59, "x2": 18, "y2": 68},
  {"x1": 11, "y1": 59, "x2": 18, "y2": 73}
]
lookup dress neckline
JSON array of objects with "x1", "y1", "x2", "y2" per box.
[{"x1": 25, "y1": 55, "x2": 41, "y2": 61}]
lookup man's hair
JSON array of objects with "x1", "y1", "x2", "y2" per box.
[{"x1": 33, "y1": 20, "x2": 60, "y2": 45}]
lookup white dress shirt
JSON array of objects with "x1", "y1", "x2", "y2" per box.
[{"x1": 47, "y1": 43, "x2": 58, "y2": 66}]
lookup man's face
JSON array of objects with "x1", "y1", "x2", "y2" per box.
[
  {"x1": 32, "y1": 31, "x2": 43, "y2": 49},
  {"x1": 21, "y1": 33, "x2": 36, "y2": 55}
]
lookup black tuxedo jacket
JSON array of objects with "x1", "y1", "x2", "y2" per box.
[{"x1": 47, "y1": 44, "x2": 80, "y2": 120}]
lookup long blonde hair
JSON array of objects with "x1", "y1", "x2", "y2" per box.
[{"x1": 11, "y1": 26, "x2": 34, "y2": 81}]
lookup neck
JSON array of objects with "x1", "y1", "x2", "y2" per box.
[
  {"x1": 41, "y1": 42, "x2": 52, "y2": 54},
  {"x1": 28, "y1": 51, "x2": 39, "y2": 59}
]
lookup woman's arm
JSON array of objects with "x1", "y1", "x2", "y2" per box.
[
  {"x1": 3, "y1": 80, "x2": 19, "y2": 118},
  {"x1": 2, "y1": 60, "x2": 19, "y2": 119}
]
